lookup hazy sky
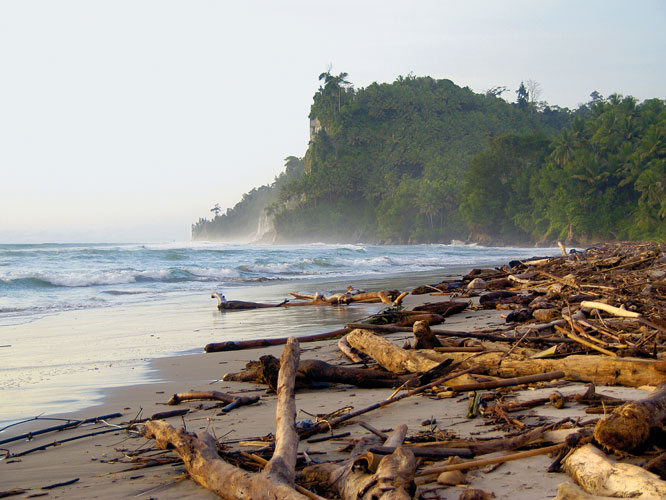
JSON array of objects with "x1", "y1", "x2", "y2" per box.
[{"x1": 1, "y1": 1, "x2": 664, "y2": 243}]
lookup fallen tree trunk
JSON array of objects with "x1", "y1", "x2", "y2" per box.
[
  {"x1": 593, "y1": 383, "x2": 666, "y2": 452},
  {"x1": 348, "y1": 331, "x2": 666, "y2": 387},
  {"x1": 563, "y1": 443, "x2": 666, "y2": 499},
  {"x1": 143, "y1": 338, "x2": 309, "y2": 500}
]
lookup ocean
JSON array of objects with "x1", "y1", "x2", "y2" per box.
[
  {"x1": 0, "y1": 242, "x2": 556, "y2": 425},
  {"x1": 0, "y1": 242, "x2": 552, "y2": 326}
]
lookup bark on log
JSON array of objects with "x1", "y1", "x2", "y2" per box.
[
  {"x1": 563, "y1": 443, "x2": 666, "y2": 499},
  {"x1": 594, "y1": 383, "x2": 666, "y2": 452}
]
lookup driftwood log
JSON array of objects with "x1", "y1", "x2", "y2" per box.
[
  {"x1": 347, "y1": 330, "x2": 666, "y2": 387},
  {"x1": 167, "y1": 391, "x2": 260, "y2": 412},
  {"x1": 143, "y1": 338, "x2": 310, "y2": 500},
  {"x1": 594, "y1": 383, "x2": 666, "y2": 452},
  {"x1": 301, "y1": 425, "x2": 416, "y2": 499},
  {"x1": 347, "y1": 329, "x2": 440, "y2": 373},
  {"x1": 563, "y1": 444, "x2": 666, "y2": 499},
  {"x1": 205, "y1": 328, "x2": 350, "y2": 353}
]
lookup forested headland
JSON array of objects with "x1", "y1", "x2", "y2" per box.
[{"x1": 192, "y1": 73, "x2": 666, "y2": 245}]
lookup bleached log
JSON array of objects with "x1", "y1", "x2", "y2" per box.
[
  {"x1": 347, "y1": 329, "x2": 440, "y2": 373},
  {"x1": 580, "y1": 301, "x2": 642, "y2": 319},
  {"x1": 563, "y1": 444, "x2": 666, "y2": 499}
]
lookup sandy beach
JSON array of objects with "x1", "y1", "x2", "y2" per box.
[{"x1": 2, "y1": 253, "x2": 662, "y2": 500}]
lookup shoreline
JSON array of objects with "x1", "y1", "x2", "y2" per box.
[{"x1": 1, "y1": 267, "x2": 474, "y2": 427}]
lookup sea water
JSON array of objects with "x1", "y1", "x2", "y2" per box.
[
  {"x1": 0, "y1": 242, "x2": 555, "y2": 425},
  {"x1": 0, "y1": 242, "x2": 551, "y2": 326}
]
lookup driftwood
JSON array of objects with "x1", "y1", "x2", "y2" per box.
[
  {"x1": 553, "y1": 482, "x2": 617, "y2": 500},
  {"x1": 255, "y1": 356, "x2": 418, "y2": 389},
  {"x1": 205, "y1": 328, "x2": 350, "y2": 353},
  {"x1": 338, "y1": 336, "x2": 363, "y2": 362},
  {"x1": 412, "y1": 320, "x2": 443, "y2": 349},
  {"x1": 415, "y1": 443, "x2": 566, "y2": 485},
  {"x1": 348, "y1": 338, "x2": 666, "y2": 387},
  {"x1": 212, "y1": 292, "x2": 288, "y2": 310},
  {"x1": 593, "y1": 383, "x2": 666, "y2": 452},
  {"x1": 563, "y1": 443, "x2": 666, "y2": 499},
  {"x1": 301, "y1": 425, "x2": 416, "y2": 499},
  {"x1": 347, "y1": 329, "x2": 440, "y2": 373},
  {"x1": 143, "y1": 338, "x2": 310, "y2": 500},
  {"x1": 167, "y1": 391, "x2": 260, "y2": 412},
  {"x1": 298, "y1": 367, "x2": 474, "y2": 440},
  {"x1": 446, "y1": 370, "x2": 565, "y2": 392},
  {"x1": 412, "y1": 301, "x2": 469, "y2": 316},
  {"x1": 0, "y1": 412, "x2": 123, "y2": 446},
  {"x1": 288, "y1": 290, "x2": 402, "y2": 306}
]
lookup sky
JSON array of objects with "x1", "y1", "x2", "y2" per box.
[{"x1": 1, "y1": 1, "x2": 664, "y2": 243}]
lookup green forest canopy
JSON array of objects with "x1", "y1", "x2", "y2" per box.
[{"x1": 192, "y1": 73, "x2": 665, "y2": 245}]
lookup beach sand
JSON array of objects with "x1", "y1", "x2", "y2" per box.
[{"x1": 0, "y1": 279, "x2": 651, "y2": 499}]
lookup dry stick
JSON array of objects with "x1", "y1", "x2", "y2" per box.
[
  {"x1": 414, "y1": 443, "x2": 567, "y2": 485},
  {"x1": 298, "y1": 366, "x2": 477, "y2": 440},
  {"x1": 504, "y1": 329, "x2": 530, "y2": 357},
  {"x1": 577, "y1": 318, "x2": 630, "y2": 346},
  {"x1": 204, "y1": 328, "x2": 351, "y2": 353},
  {"x1": 554, "y1": 325, "x2": 617, "y2": 357},
  {"x1": 0, "y1": 412, "x2": 123, "y2": 446},
  {"x1": 357, "y1": 422, "x2": 388, "y2": 440},
  {"x1": 10, "y1": 427, "x2": 128, "y2": 457},
  {"x1": 445, "y1": 370, "x2": 565, "y2": 392}
]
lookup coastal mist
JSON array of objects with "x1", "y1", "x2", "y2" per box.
[{"x1": 0, "y1": 242, "x2": 554, "y2": 425}]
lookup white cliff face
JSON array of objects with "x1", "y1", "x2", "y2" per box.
[{"x1": 250, "y1": 210, "x2": 275, "y2": 243}]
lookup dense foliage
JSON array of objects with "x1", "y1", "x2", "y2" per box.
[
  {"x1": 193, "y1": 72, "x2": 665, "y2": 245},
  {"x1": 462, "y1": 95, "x2": 666, "y2": 243},
  {"x1": 271, "y1": 73, "x2": 570, "y2": 243}
]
